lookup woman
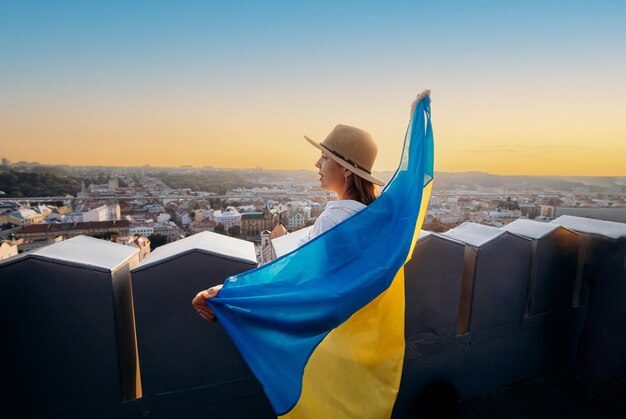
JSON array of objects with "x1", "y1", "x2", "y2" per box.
[
  {"x1": 296, "y1": 123, "x2": 385, "y2": 246},
  {"x1": 192, "y1": 95, "x2": 426, "y2": 321}
]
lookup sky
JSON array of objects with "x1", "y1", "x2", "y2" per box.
[{"x1": 1, "y1": 1, "x2": 625, "y2": 176}]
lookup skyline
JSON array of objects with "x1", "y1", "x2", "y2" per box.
[{"x1": 1, "y1": 1, "x2": 626, "y2": 176}]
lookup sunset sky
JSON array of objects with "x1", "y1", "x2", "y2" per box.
[{"x1": 1, "y1": 1, "x2": 625, "y2": 175}]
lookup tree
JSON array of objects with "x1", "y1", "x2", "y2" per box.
[
  {"x1": 228, "y1": 225, "x2": 241, "y2": 237},
  {"x1": 214, "y1": 224, "x2": 226, "y2": 235},
  {"x1": 0, "y1": 170, "x2": 81, "y2": 197},
  {"x1": 106, "y1": 231, "x2": 120, "y2": 240},
  {"x1": 209, "y1": 198, "x2": 222, "y2": 209},
  {"x1": 148, "y1": 234, "x2": 167, "y2": 250},
  {"x1": 224, "y1": 200, "x2": 241, "y2": 208},
  {"x1": 92, "y1": 230, "x2": 121, "y2": 240}
]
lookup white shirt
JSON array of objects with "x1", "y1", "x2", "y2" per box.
[{"x1": 296, "y1": 199, "x2": 367, "y2": 247}]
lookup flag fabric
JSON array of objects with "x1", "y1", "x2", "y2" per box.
[{"x1": 208, "y1": 96, "x2": 434, "y2": 418}]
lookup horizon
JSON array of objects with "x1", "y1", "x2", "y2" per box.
[
  {"x1": 1, "y1": 1, "x2": 625, "y2": 176},
  {"x1": 4, "y1": 159, "x2": 626, "y2": 180}
]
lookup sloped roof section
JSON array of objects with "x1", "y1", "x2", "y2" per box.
[
  {"x1": 418, "y1": 230, "x2": 433, "y2": 241},
  {"x1": 31, "y1": 235, "x2": 138, "y2": 271},
  {"x1": 443, "y1": 222, "x2": 507, "y2": 247},
  {"x1": 551, "y1": 215, "x2": 626, "y2": 240},
  {"x1": 418, "y1": 229, "x2": 465, "y2": 245},
  {"x1": 501, "y1": 219, "x2": 564, "y2": 240},
  {"x1": 135, "y1": 231, "x2": 257, "y2": 270}
]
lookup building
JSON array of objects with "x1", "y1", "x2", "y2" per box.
[
  {"x1": 309, "y1": 202, "x2": 326, "y2": 219},
  {"x1": 258, "y1": 230, "x2": 275, "y2": 266},
  {"x1": 34, "y1": 205, "x2": 53, "y2": 217},
  {"x1": 83, "y1": 204, "x2": 121, "y2": 222},
  {"x1": 439, "y1": 214, "x2": 464, "y2": 224},
  {"x1": 83, "y1": 205, "x2": 109, "y2": 222},
  {"x1": 212, "y1": 207, "x2": 242, "y2": 230},
  {"x1": 193, "y1": 209, "x2": 207, "y2": 222},
  {"x1": 108, "y1": 203, "x2": 121, "y2": 220},
  {"x1": 115, "y1": 235, "x2": 151, "y2": 261},
  {"x1": 188, "y1": 220, "x2": 217, "y2": 234},
  {"x1": 272, "y1": 204, "x2": 290, "y2": 226},
  {"x1": 240, "y1": 205, "x2": 280, "y2": 240},
  {"x1": 519, "y1": 203, "x2": 540, "y2": 219},
  {"x1": 129, "y1": 224, "x2": 155, "y2": 237},
  {"x1": 287, "y1": 207, "x2": 310, "y2": 229},
  {"x1": 8, "y1": 208, "x2": 46, "y2": 226},
  {"x1": 17, "y1": 235, "x2": 65, "y2": 252},
  {"x1": 540, "y1": 205, "x2": 556, "y2": 218},
  {"x1": 152, "y1": 222, "x2": 181, "y2": 242},
  {"x1": 156, "y1": 213, "x2": 171, "y2": 223},
  {"x1": 0, "y1": 239, "x2": 22, "y2": 260},
  {"x1": 108, "y1": 178, "x2": 119, "y2": 189},
  {"x1": 16, "y1": 220, "x2": 130, "y2": 242},
  {"x1": 488, "y1": 209, "x2": 522, "y2": 219}
]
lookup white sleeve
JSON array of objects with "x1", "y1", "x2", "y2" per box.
[{"x1": 296, "y1": 213, "x2": 337, "y2": 248}]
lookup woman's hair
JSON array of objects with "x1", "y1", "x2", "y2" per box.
[{"x1": 345, "y1": 173, "x2": 380, "y2": 205}]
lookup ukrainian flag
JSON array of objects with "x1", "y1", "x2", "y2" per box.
[{"x1": 208, "y1": 95, "x2": 434, "y2": 418}]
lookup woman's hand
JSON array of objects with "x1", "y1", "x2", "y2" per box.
[
  {"x1": 410, "y1": 89, "x2": 431, "y2": 117},
  {"x1": 191, "y1": 284, "x2": 223, "y2": 322}
]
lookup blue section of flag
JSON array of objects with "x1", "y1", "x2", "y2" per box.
[{"x1": 208, "y1": 96, "x2": 433, "y2": 415}]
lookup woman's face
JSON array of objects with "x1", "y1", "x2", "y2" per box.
[{"x1": 315, "y1": 151, "x2": 348, "y2": 194}]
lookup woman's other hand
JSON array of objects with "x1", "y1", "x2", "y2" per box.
[
  {"x1": 410, "y1": 89, "x2": 431, "y2": 117},
  {"x1": 191, "y1": 284, "x2": 223, "y2": 322}
]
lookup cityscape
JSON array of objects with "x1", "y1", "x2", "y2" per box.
[{"x1": 2, "y1": 157, "x2": 625, "y2": 262}]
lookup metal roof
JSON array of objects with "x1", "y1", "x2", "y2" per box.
[
  {"x1": 442, "y1": 222, "x2": 507, "y2": 247},
  {"x1": 19, "y1": 219, "x2": 130, "y2": 234},
  {"x1": 418, "y1": 229, "x2": 465, "y2": 245},
  {"x1": 133, "y1": 231, "x2": 257, "y2": 270},
  {"x1": 551, "y1": 215, "x2": 626, "y2": 240},
  {"x1": 241, "y1": 212, "x2": 265, "y2": 220},
  {"x1": 28, "y1": 235, "x2": 138, "y2": 271},
  {"x1": 501, "y1": 219, "x2": 565, "y2": 240}
]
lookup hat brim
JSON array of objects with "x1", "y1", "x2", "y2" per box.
[{"x1": 304, "y1": 135, "x2": 385, "y2": 186}]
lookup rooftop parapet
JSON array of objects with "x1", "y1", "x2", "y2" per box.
[
  {"x1": 551, "y1": 214, "x2": 626, "y2": 240},
  {"x1": 129, "y1": 232, "x2": 273, "y2": 417},
  {"x1": 393, "y1": 231, "x2": 466, "y2": 416},
  {"x1": 442, "y1": 222, "x2": 532, "y2": 338},
  {"x1": 500, "y1": 219, "x2": 583, "y2": 376},
  {"x1": 0, "y1": 235, "x2": 140, "y2": 418},
  {"x1": 442, "y1": 221, "x2": 507, "y2": 248},
  {"x1": 502, "y1": 219, "x2": 580, "y2": 317},
  {"x1": 551, "y1": 215, "x2": 626, "y2": 383},
  {"x1": 133, "y1": 230, "x2": 257, "y2": 270},
  {"x1": 404, "y1": 231, "x2": 465, "y2": 357},
  {"x1": 2, "y1": 216, "x2": 625, "y2": 418}
]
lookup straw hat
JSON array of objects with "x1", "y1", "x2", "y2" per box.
[{"x1": 304, "y1": 124, "x2": 384, "y2": 186}]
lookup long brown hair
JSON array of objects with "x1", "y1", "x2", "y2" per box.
[{"x1": 344, "y1": 173, "x2": 380, "y2": 205}]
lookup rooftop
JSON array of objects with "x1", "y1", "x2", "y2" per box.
[
  {"x1": 1, "y1": 215, "x2": 625, "y2": 418},
  {"x1": 442, "y1": 222, "x2": 507, "y2": 247},
  {"x1": 134, "y1": 231, "x2": 257, "y2": 271},
  {"x1": 501, "y1": 218, "x2": 563, "y2": 239},
  {"x1": 28, "y1": 235, "x2": 138, "y2": 271},
  {"x1": 19, "y1": 219, "x2": 130, "y2": 234},
  {"x1": 551, "y1": 214, "x2": 626, "y2": 240}
]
